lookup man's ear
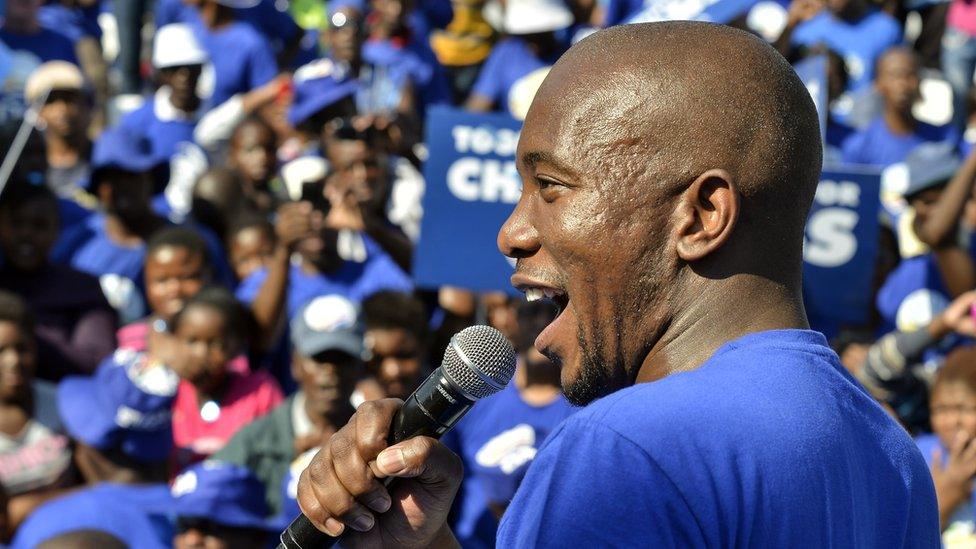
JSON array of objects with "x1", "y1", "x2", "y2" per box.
[{"x1": 673, "y1": 169, "x2": 739, "y2": 262}]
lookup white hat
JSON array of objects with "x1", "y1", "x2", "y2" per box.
[
  {"x1": 24, "y1": 61, "x2": 85, "y2": 103},
  {"x1": 483, "y1": 0, "x2": 573, "y2": 34},
  {"x1": 152, "y1": 24, "x2": 209, "y2": 69},
  {"x1": 281, "y1": 156, "x2": 328, "y2": 201}
]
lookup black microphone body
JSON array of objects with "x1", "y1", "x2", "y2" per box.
[{"x1": 279, "y1": 326, "x2": 515, "y2": 549}]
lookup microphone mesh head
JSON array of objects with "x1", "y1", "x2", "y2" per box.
[{"x1": 442, "y1": 325, "x2": 517, "y2": 400}]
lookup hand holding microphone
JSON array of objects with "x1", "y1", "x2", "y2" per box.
[{"x1": 282, "y1": 326, "x2": 517, "y2": 548}]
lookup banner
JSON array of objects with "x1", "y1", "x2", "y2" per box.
[
  {"x1": 795, "y1": 55, "x2": 828, "y2": 144},
  {"x1": 803, "y1": 167, "x2": 882, "y2": 334},
  {"x1": 414, "y1": 107, "x2": 522, "y2": 292}
]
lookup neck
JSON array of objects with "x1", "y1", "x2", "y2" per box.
[
  {"x1": 636, "y1": 274, "x2": 807, "y2": 384},
  {"x1": 200, "y1": 3, "x2": 234, "y2": 29},
  {"x1": 303, "y1": 394, "x2": 354, "y2": 432},
  {"x1": 46, "y1": 133, "x2": 84, "y2": 167},
  {"x1": 884, "y1": 108, "x2": 917, "y2": 135}
]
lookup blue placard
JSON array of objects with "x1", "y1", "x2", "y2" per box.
[
  {"x1": 414, "y1": 107, "x2": 522, "y2": 292},
  {"x1": 802, "y1": 167, "x2": 882, "y2": 334},
  {"x1": 795, "y1": 55, "x2": 829, "y2": 144}
]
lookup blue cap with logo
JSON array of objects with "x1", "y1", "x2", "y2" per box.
[
  {"x1": 57, "y1": 350, "x2": 179, "y2": 463},
  {"x1": 288, "y1": 57, "x2": 359, "y2": 127},
  {"x1": 883, "y1": 141, "x2": 962, "y2": 200},
  {"x1": 171, "y1": 461, "x2": 274, "y2": 531},
  {"x1": 290, "y1": 294, "x2": 364, "y2": 358},
  {"x1": 91, "y1": 126, "x2": 164, "y2": 174}
]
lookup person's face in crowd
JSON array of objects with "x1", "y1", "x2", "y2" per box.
[
  {"x1": 931, "y1": 381, "x2": 976, "y2": 450},
  {"x1": 4, "y1": 0, "x2": 41, "y2": 24},
  {"x1": 324, "y1": 137, "x2": 387, "y2": 212},
  {"x1": 230, "y1": 122, "x2": 276, "y2": 186},
  {"x1": 0, "y1": 195, "x2": 59, "y2": 272},
  {"x1": 175, "y1": 519, "x2": 267, "y2": 549},
  {"x1": 39, "y1": 89, "x2": 89, "y2": 140},
  {"x1": 97, "y1": 170, "x2": 155, "y2": 225},
  {"x1": 365, "y1": 328, "x2": 424, "y2": 400},
  {"x1": 229, "y1": 226, "x2": 274, "y2": 281},
  {"x1": 328, "y1": 9, "x2": 364, "y2": 65},
  {"x1": 826, "y1": 0, "x2": 862, "y2": 20},
  {"x1": 171, "y1": 305, "x2": 234, "y2": 394},
  {"x1": 0, "y1": 320, "x2": 36, "y2": 402},
  {"x1": 839, "y1": 342, "x2": 869, "y2": 376},
  {"x1": 297, "y1": 223, "x2": 343, "y2": 274},
  {"x1": 145, "y1": 246, "x2": 209, "y2": 321},
  {"x1": 371, "y1": 0, "x2": 412, "y2": 30},
  {"x1": 160, "y1": 64, "x2": 204, "y2": 113},
  {"x1": 875, "y1": 49, "x2": 920, "y2": 116},
  {"x1": 292, "y1": 349, "x2": 361, "y2": 418},
  {"x1": 484, "y1": 293, "x2": 519, "y2": 346},
  {"x1": 909, "y1": 185, "x2": 947, "y2": 238}
]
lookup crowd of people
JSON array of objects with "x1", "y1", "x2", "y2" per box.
[{"x1": 0, "y1": 0, "x2": 975, "y2": 546}]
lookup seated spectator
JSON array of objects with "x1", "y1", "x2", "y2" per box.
[
  {"x1": 24, "y1": 61, "x2": 92, "y2": 200},
  {"x1": 215, "y1": 295, "x2": 371, "y2": 515},
  {"x1": 464, "y1": 0, "x2": 572, "y2": 118},
  {"x1": 171, "y1": 461, "x2": 275, "y2": 549},
  {"x1": 169, "y1": 288, "x2": 283, "y2": 471},
  {"x1": 0, "y1": 182, "x2": 115, "y2": 379},
  {"x1": 227, "y1": 213, "x2": 275, "y2": 283},
  {"x1": 182, "y1": 0, "x2": 279, "y2": 107},
  {"x1": 13, "y1": 348, "x2": 179, "y2": 548},
  {"x1": 51, "y1": 127, "x2": 232, "y2": 322},
  {"x1": 228, "y1": 116, "x2": 282, "y2": 214},
  {"x1": 916, "y1": 346, "x2": 976, "y2": 540},
  {"x1": 842, "y1": 47, "x2": 957, "y2": 168},
  {"x1": 0, "y1": 292, "x2": 75, "y2": 530},
  {"x1": 445, "y1": 299, "x2": 576, "y2": 548},
  {"x1": 0, "y1": 0, "x2": 77, "y2": 64},
  {"x1": 362, "y1": 290, "x2": 429, "y2": 400},
  {"x1": 118, "y1": 23, "x2": 209, "y2": 164},
  {"x1": 776, "y1": 0, "x2": 900, "y2": 92},
  {"x1": 877, "y1": 144, "x2": 976, "y2": 331},
  {"x1": 190, "y1": 168, "x2": 247, "y2": 244},
  {"x1": 287, "y1": 58, "x2": 359, "y2": 159}
]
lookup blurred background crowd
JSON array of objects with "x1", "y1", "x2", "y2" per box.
[{"x1": 1, "y1": 0, "x2": 976, "y2": 546}]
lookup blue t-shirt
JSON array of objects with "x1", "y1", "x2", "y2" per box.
[
  {"x1": 444, "y1": 383, "x2": 576, "y2": 549},
  {"x1": 876, "y1": 254, "x2": 949, "y2": 331},
  {"x1": 235, "y1": 236, "x2": 413, "y2": 319},
  {"x1": 118, "y1": 97, "x2": 197, "y2": 163},
  {"x1": 841, "y1": 116, "x2": 957, "y2": 168},
  {"x1": 189, "y1": 20, "x2": 278, "y2": 106},
  {"x1": 791, "y1": 10, "x2": 901, "y2": 91},
  {"x1": 12, "y1": 483, "x2": 174, "y2": 549},
  {"x1": 470, "y1": 38, "x2": 560, "y2": 116},
  {"x1": 0, "y1": 27, "x2": 77, "y2": 64},
  {"x1": 497, "y1": 330, "x2": 939, "y2": 547},
  {"x1": 156, "y1": 0, "x2": 300, "y2": 56},
  {"x1": 359, "y1": 41, "x2": 434, "y2": 115},
  {"x1": 38, "y1": 3, "x2": 102, "y2": 43}
]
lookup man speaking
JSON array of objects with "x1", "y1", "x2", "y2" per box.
[{"x1": 296, "y1": 22, "x2": 939, "y2": 547}]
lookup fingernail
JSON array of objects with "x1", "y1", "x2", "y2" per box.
[
  {"x1": 377, "y1": 448, "x2": 406, "y2": 475},
  {"x1": 325, "y1": 518, "x2": 345, "y2": 537},
  {"x1": 366, "y1": 493, "x2": 391, "y2": 513},
  {"x1": 351, "y1": 513, "x2": 375, "y2": 532}
]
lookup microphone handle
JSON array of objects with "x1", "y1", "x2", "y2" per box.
[{"x1": 278, "y1": 370, "x2": 476, "y2": 549}]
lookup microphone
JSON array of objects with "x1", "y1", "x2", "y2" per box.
[{"x1": 278, "y1": 325, "x2": 517, "y2": 549}]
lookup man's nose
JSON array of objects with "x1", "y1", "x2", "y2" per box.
[{"x1": 498, "y1": 198, "x2": 540, "y2": 259}]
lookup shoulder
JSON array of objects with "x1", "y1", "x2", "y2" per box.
[{"x1": 862, "y1": 10, "x2": 901, "y2": 32}]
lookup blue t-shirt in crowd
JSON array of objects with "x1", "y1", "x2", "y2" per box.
[
  {"x1": 359, "y1": 40, "x2": 434, "y2": 115},
  {"x1": 497, "y1": 330, "x2": 939, "y2": 547},
  {"x1": 0, "y1": 27, "x2": 77, "y2": 64},
  {"x1": 876, "y1": 254, "x2": 950, "y2": 330},
  {"x1": 470, "y1": 38, "x2": 560, "y2": 116},
  {"x1": 12, "y1": 483, "x2": 174, "y2": 549},
  {"x1": 156, "y1": 0, "x2": 301, "y2": 57},
  {"x1": 791, "y1": 10, "x2": 901, "y2": 91},
  {"x1": 444, "y1": 382, "x2": 576, "y2": 549},
  {"x1": 38, "y1": 3, "x2": 102, "y2": 43},
  {"x1": 189, "y1": 20, "x2": 278, "y2": 106},
  {"x1": 841, "y1": 116, "x2": 957, "y2": 167},
  {"x1": 118, "y1": 93, "x2": 198, "y2": 163},
  {"x1": 235, "y1": 245, "x2": 413, "y2": 319}
]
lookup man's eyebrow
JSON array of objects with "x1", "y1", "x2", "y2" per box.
[{"x1": 520, "y1": 151, "x2": 574, "y2": 175}]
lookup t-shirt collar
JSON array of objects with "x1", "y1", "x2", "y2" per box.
[{"x1": 153, "y1": 86, "x2": 202, "y2": 123}]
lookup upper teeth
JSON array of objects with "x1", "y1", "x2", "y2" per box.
[{"x1": 525, "y1": 288, "x2": 562, "y2": 302}]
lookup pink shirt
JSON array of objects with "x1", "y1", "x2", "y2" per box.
[
  {"x1": 116, "y1": 320, "x2": 250, "y2": 374},
  {"x1": 948, "y1": 0, "x2": 976, "y2": 37},
  {"x1": 171, "y1": 369, "x2": 283, "y2": 471}
]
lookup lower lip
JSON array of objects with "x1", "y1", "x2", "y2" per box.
[{"x1": 535, "y1": 299, "x2": 572, "y2": 355}]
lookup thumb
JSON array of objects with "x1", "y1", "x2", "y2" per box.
[{"x1": 372, "y1": 437, "x2": 462, "y2": 487}]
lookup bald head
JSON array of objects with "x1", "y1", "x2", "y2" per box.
[{"x1": 501, "y1": 22, "x2": 821, "y2": 403}]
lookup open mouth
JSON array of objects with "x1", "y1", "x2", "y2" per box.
[
  {"x1": 513, "y1": 275, "x2": 572, "y2": 357},
  {"x1": 522, "y1": 286, "x2": 569, "y2": 316}
]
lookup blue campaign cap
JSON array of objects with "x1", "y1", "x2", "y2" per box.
[
  {"x1": 91, "y1": 126, "x2": 164, "y2": 174},
  {"x1": 883, "y1": 142, "x2": 962, "y2": 199},
  {"x1": 288, "y1": 57, "x2": 359, "y2": 127},
  {"x1": 290, "y1": 295, "x2": 364, "y2": 359},
  {"x1": 171, "y1": 461, "x2": 274, "y2": 531},
  {"x1": 57, "y1": 350, "x2": 179, "y2": 463}
]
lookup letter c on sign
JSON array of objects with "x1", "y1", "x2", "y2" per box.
[{"x1": 447, "y1": 158, "x2": 482, "y2": 201}]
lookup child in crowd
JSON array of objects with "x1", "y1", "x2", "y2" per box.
[
  {"x1": 227, "y1": 213, "x2": 276, "y2": 283},
  {"x1": 168, "y1": 288, "x2": 282, "y2": 471},
  {"x1": 0, "y1": 292, "x2": 75, "y2": 535},
  {"x1": 917, "y1": 346, "x2": 976, "y2": 544},
  {"x1": 229, "y1": 116, "x2": 282, "y2": 214}
]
